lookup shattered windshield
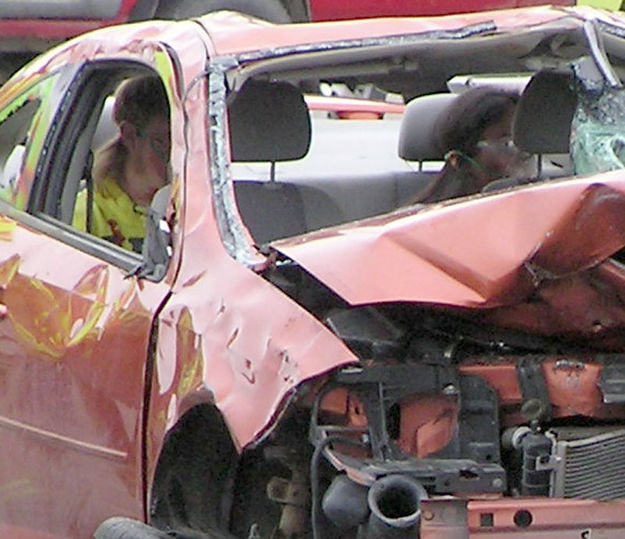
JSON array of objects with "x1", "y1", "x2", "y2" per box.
[{"x1": 571, "y1": 59, "x2": 625, "y2": 174}]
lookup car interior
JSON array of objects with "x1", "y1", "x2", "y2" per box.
[
  {"x1": 74, "y1": 67, "x2": 570, "y2": 254},
  {"x1": 227, "y1": 68, "x2": 577, "y2": 246},
  {"x1": 224, "y1": 17, "x2": 625, "y2": 247},
  {"x1": 229, "y1": 78, "x2": 438, "y2": 245},
  {"x1": 36, "y1": 66, "x2": 152, "y2": 230},
  {"x1": 15, "y1": 63, "x2": 170, "y2": 271}
]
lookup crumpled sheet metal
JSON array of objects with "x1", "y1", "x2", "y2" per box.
[
  {"x1": 273, "y1": 177, "x2": 625, "y2": 309},
  {"x1": 475, "y1": 255, "x2": 625, "y2": 348},
  {"x1": 153, "y1": 234, "x2": 358, "y2": 450}
]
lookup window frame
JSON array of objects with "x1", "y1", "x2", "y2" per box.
[{"x1": 28, "y1": 60, "x2": 166, "y2": 272}]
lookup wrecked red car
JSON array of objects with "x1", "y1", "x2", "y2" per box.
[{"x1": 2, "y1": 5, "x2": 625, "y2": 539}]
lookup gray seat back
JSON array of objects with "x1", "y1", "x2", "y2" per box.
[
  {"x1": 229, "y1": 80, "x2": 323, "y2": 243},
  {"x1": 397, "y1": 93, "x2": 457, "y2": 163},
  {"x1": 233, "y1": 181, "x2": 307, "y2": 244},
  {"x1": 92, "y1": 97, "x2": 118, "y2": 151}
]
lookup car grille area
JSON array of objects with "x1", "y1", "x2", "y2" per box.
[{"x1": 551, "y1": 428, "x2": 625, "y2": 500}]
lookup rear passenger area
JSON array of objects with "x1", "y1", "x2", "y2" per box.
[
  {"x1": 229, "y1": 68, "x2": 578, "y2": 245},
  {"x1": 229, "y1": 81, "x2": 436, "y2": 245},
  {"x1": 231, "y1": 113, "x2": 434, "y2": 244}
]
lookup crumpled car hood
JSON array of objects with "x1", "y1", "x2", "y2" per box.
[{"x1": 271, "y1": 175, "x2": 625, "y2": 309}]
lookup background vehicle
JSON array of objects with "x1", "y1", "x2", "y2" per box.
[{"x1": 3, "y1": 5, "x2": 625, "y2": 539}]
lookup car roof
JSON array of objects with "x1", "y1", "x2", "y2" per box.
[
  {"x1": 194, "y1": 6, "x2": 607, "y2": 57},
  {"x1": 4, "y1": 5, "x2": 621, "y2": 96}
]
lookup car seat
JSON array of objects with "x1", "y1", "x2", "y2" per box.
[
  {"x1": 229, "y1": 79, "x2": 343, "y2": 243},
  {"x1": 397, "y1": 93, "x2": 457, "y2": 169},
  {"x1": 92, "y1": 96, "x2": 118, "y2": 151},
  {"x1": 395, "y1": 92, "x2": 457, "y2": 204},
  {"x1": 512, "y1": 68, "x2": 578, "y2": 178},
  {"x1": 229, "y1": 79, "x2": 311, "y2": 166}
]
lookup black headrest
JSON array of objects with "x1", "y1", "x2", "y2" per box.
[
  {"x1": 513, "y1": 69, "x2": 577, "y2": 154},
  {"x1": 228, "y1": 79, "x2": 311, "y2": 162}
]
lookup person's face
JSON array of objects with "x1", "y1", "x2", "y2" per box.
[
  {"x1": 125, "y1": 115, "x2": 170, "y2": 205},
  {"x1": 138, "y1": 115, "x2": 170, "y2": 182},
  {"x1": 474, "y1": 106, "x2": 528, "y2": 187}
]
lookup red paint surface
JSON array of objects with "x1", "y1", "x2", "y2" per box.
[{"x1": 309, "y1": 0, "x2": 574, "y2": 20}]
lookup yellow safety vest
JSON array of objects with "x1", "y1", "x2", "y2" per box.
[{"x1": 73, "y1": 176, "x2": 146, "y2": 253}]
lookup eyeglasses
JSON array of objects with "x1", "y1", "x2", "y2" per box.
[{"x1": 475, "y1": 137, "x2": 517, "y2": 152}]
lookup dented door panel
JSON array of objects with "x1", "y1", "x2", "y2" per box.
[{"x1": 0, "y1": 220, "x2": 168, "y2": 533}]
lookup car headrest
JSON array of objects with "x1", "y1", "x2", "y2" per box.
[
  {"x1": 92, "y1": 97, "x2": 119, "y2": 151},
  {"x1": 398, "y1": 93, "x2": 457, "y2": 161},
  {"x1": 228, "y1": 79, "x2": 311, "y2": 162},
  {"x1": 513, "y1": 69, "x2": 577, "y2": 154}
]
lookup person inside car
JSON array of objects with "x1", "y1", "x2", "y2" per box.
[
  {"x1": 73, "y1": 75, "x2": 171, "y2": 253},
  {"x1": 412, "y1": 87, "x2": 528, "y2": 203}
]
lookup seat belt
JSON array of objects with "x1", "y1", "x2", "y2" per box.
[{"x1": 84, "y1": 150, "x2": 94, "y2": 234}]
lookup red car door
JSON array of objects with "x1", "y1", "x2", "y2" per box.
[
  {"x1": 0, "y1": 218, "x2": 167, "y2": 536},
  {"x1": 0, "y1": 59, "x2": 176, "y2": 537}
]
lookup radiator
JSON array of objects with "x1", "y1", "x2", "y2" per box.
[{"x1": 551, "y1": 428, "x2": 625, "y2": 500}]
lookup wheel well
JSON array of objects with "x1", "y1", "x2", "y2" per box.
[
  {"x1": 150, "y1": 403, "x2": 315, "y2": 537},
  {"x1": 149, "y1": 404, "x2": 238, "y2": 535},
  {"x1": 229, "y1": 408, "x2": 314, "y2": 538}
]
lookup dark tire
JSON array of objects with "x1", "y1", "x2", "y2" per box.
[
  {"x1": 94, "y1": 517, "x2": 170, "y2": 539},
  {"x1": 156, "y1": 0, "x2": 291, "y2": 23}
]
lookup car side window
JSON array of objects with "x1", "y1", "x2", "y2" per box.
[
  {"x1": 70, "y1": 75, "x2": 171, "y2": 254},
  {"x1": 30, "y1": 62, "x2": 174, "y2": 273}
]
